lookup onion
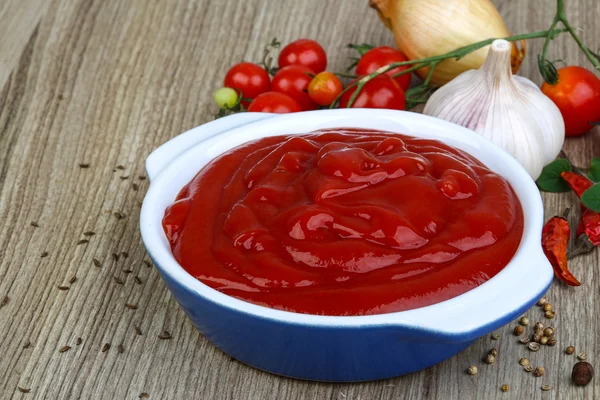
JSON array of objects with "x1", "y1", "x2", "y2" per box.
[{"x1": 369, "y1": 0, "x2": 526, "y2": 86}]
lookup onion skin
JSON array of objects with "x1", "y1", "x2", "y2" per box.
[{"x1": 369, "y1": 0, "x2": 526, "y2": 86}]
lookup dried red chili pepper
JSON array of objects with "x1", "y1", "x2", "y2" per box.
[
  {"x1": 541, "y1": 211, "x2": 581, "y2": 286},
  {"x1": 561, "y1": 171, "x2": 600, "y2": 257}
]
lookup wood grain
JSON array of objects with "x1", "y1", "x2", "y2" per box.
[{"x1": 0, "y1": 0, "x2": 598, "y2": 399}]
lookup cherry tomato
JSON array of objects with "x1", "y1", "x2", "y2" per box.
[
  {"x1": 339, "y1": 75, "x2": 406, "y2": 110},
  {"x1": 541, "y1": 66, "x2": 600, "y2": 136},
  {"x1": 356, "y1": 46, "x2": 411, "y2": 92},
  {"x1": 213, "y1": 87, "x2": 239, "y2": 109},
  {"x1": 278, "y1": 39, "x2": 327, "y2": 74},
  {"x1": 271, "y1": 65, "x2": 317, "y2": 111},
  {"x1": 224, "y1": 62, "x2": 270, "y2": 107},
  {"x1": 247, "y1": 92, "x2": 302, "y2": 113},
  {"x1": 307, "y1": 72, "x2": 343, "y2": 106}
]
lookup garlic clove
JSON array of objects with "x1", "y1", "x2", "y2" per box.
[{"x1": 424, "y1": 40, "x2": 564, "y2": 180}]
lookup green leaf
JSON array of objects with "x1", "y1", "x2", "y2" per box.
[
  {"x1": 536, "y1": 158, "x2": 572, "y2": 192},
  {"x1": 587, "y1": 157, "x2": 600, "y2": 182},
  {"x1": 581, "y1": 184, "x2": 600, "y2": 212}
]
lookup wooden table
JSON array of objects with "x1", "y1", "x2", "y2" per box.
[{"x1": 1, "y1": 0, "x2": 598, "y2": 398}]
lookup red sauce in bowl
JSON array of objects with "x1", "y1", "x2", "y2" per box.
[{"x1": 162, "y1": 129, "x2": 524, "y2": 316}]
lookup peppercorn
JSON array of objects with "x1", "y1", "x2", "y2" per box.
[
  {"x1": 513, "y1": 325, "x2": 525, "y2": 336},
  {"x1": 572, "y1": 362, "x2": 594, "y2": 386},
  {"x1": 534, "y1": 366, "x2": 545, "y2": 377},
  {"x1": 566, "y1": 346, "x2": 575, "y2": 355}
]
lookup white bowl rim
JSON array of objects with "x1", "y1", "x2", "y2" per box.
[{"x1": 140, "y1": 109, "x2": 552, "y2": 336}]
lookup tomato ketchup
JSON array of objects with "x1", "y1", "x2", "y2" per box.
[{"x1": 163, "y1": 129, "x2": 524, "y2": 316}]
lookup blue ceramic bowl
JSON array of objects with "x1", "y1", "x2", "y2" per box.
[{"x1": 140, "y1": 109, "x2": 552, "y2": 382}]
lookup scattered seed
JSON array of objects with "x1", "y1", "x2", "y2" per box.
[
  {"x1": 120, "y1": 175, "x2": 129, "y2": 180},
  {"x1": 125, "y1": 303, "x2": 137, "y2": 310},
  {"x1": 134, "y1": 276, "x2": 142, "y2": 285},
  {"x1": 77, "y1": 239, "x2": 89, "y2": 245},
  {"x1": 543, "y1": 327, "x2": 554, "y2": 337},
  {"x1": 485, "y1": 354, "x2": 496, "y2": 364},
  {"x1": 545, "y1": 310, "x2": 555, "y2": 319},
  {"x1": 513, "y1": 325, "x2": 524, "y2": 336},
  {"x1": 57, "y1": 286, "x2": 69, "y2": 291},
  {"x1": 121, "y1": 251, "x2": 129, "y2": 258},
  {"x1": 500, "y1": 384, "x2": 509, "y2": 392},
  {"x1": 59, "y1": 345, "x2": 71, "y2": 353},
  {"x1": 118, "y1": 344, "x2": 124, "y2": 354},
  {"x1": 17, "y1": 387, "x2": 31, "y2": 393},
  {"x1": 533, "y1": 333, "x2": 542, "y2": 343},
  {"x1": 489, "y1": 348, "x2": 498, "y2": 357},
  {"x1": 519, "y1": 316, "x2": 529, "y2": 326},
  {"x1": 534, "y1": 366, "x2": 545, "y2": 377},
  {"x1": 548, "y1": 336, "x2": 557, "y2": 346},
  {"x1": 467, "y1": 365, "x2": 478, "y2": 375},
  {"x1": 519, "y1": 336, "x2": 530, "y2": 344},
  {"x1": 78, "y1": 163, "x2": 90, "y2": 168},
  {"x1": 102, "y1": 343, "x2": 110, "y2": 352},
  {"x1": 528, "y1": 342, "x2": 541, "y2": 352},
  {"x1": 491, "y1": 333, "x2": 499, "y2": 340},
  {"x1": 519, "y1": 358, "x2": 530, "y2": 367},
  {"x1": 116, "y1": 165, "x2": 125, "y2": 170},
  {"x1": 112, "y1": 253, "x2": 119, "y2": 261},
  {"x1": 566, "y1": 346, "x2": 575, "y2": 355},
  {"x1": 535, "y1": 322, "x2": 544, "y2": 330},
  {"x1": 540, "y1": 337, "x2": 549, "y2": 345},
  {"x1": 537, "y1": 297, "x2": 547, "y2": 306},
  {"x1": 572, "y1": 361, "x2": 594, "y2": 386},
  {"x1": 76, "y1": 337, "x2": 82, "y2": 346},
  {"x1": 122, "y1": 269, "x2": 132, "y2": 274},
  {"x1": 23, "y1": 340, "x2": 31, "y2": 349},
  {"x1": 541, "y1": 384, "x2": 552, "y2": 391},
  {"x1": 139, "y1": 393, "x2": 149, "y2": 399},
  {"x1": 93, "y1": 258, "x2": 101, "y2": 268},
  {"x1": 41, "y1": 251, "x2": 48, "y2": 258},
  {"x1": 1, "y1": 296, "x2": 8, "y2": 308},
  {"x1": 524, "y1": 365, "x2": 534, "y2": 372},
  {"x1": 132, "y1": 183, "x2": 139, "y2": 191},
  {"x1": 69, "y1": 275, "x2": 77, "y2": 284},
  {"x1": 114, "y1": 212, "x2": 125, "y2": 220},
  {"x1": 158, "y1": 331, "x2": 172, "y2": 340},
  {"x1": 543, "y1": 303, "x2": 552, "y2": 312},
  {"x1": 577, "y1": 353, "x2": 587, "y2": 361},
  {"x1": 143, "y1": 260, "x2": 151, "y2": 268},
  {"x1": 30, "y1": 221, "x2": 39, "y2": 227},
  {"x1": 83, "y1": 231, "x2": 95, "y2": 237},
  {"x1": 113, "y1": 276, "x2": 124, "y2": 285},
  {"x1": 138, "y1": 175, "x2": 146, "y2": 180},
  {"x1": 135, "y1": 325, "x2": 142, "y2": 336}
]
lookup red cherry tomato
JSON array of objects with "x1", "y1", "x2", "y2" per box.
[
  {"x1": 308, "y1": 72, "x2": 343, "y2": 106},
  {"x1": 278, "y1": 39, "x2": 327, "y2": 74},
  {"x1": 356, "y1": 46, "x2": 412, "y2": 92},
  {"x1": 541, "y1": 66, "x2": 600, "y2": 136},
  {"x1": 224, "y1": 62, "x2": 271, "y2": 107},
  {"x1": 271, "y1": 65, "x2": 318, "y2": 111},
  {"x1": 339, "y1": 75, "x2": 406, "y2": 110},
  {"x1": 247, "y1": 92, "x2": 302, "y2": 113}
]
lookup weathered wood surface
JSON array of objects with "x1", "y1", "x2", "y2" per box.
[{"x1": 0, "y1": 0, "x2": 598, "y2": 399}]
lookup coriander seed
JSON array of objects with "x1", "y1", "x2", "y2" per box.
[
  {"x1": 528, "y1": 342, "x2": 541, "y2": 352},
  {"x1": 485, "y1": 354, "x2": 496, "y2": 364},
  {"x1": 491, "y1": 333, "x2": 499, "y2": 340},
  {"x1": 519, "y1": 336, "x2": 530, "y2": 344},
  {"x1": 467, "y1": 365, "x2": 478, "y2": 375},
  {"x1": 541, "y1": 384, "x2": 552, "y2": 391},
  {"x1": 535, "y1": 322, "x2": 544, "y2": 330},
  {"x1": 572, "y1": 362, "x2": 594, "y2": 386},
  {"x1": 543, "y1": 303, "x2": 552, "y2": 312},
  {"x1": 545, "y1": 310, "x2": 555, "y2": 319},
  {"x1": 500, "y1": 384, "x2": 509, "y2": 392},
  {"x1": 534, "y1": 366, "x2": 545, "y2": 377},
  {"x1": 519, "y1": 316, "x2": 529, "y2": 326},
  {"x1": 547, "y1": 336, "x2": 557, "y2": 346},
  {"x1": 513, "y1": 325, "x2": 524, "y2": 336},
  {"x1": 540, "y1": 337, "x2": 549, "y2": 345},
  {"x1": 524, "y1": 365, "x2": 533, "y2": 372},
  {"x1": 543, "y1": 327, "x2": 554, "y2": 337},
  {"x1": 577, "y1": 352, "x2": 587, "y2": 361},
  {"x1": 489, "y1": 348, "x2": 498, "y2": 357},
  {"x1": 519, "y1": 358, "x2": 530, "y2": 366},
  {"x1": 537, "y1": 297, "x2": 547, "y2": 306},
  {"x1": 566, "y1": 346, "x2": 575, "y2": 355},
  {"x1": 533, "y1": 333, "x2": 542, "y2": 343}
]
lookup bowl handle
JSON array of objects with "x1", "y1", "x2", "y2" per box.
[{"x1": 145, "y1": 113, "x2": 276, "y2": 182}]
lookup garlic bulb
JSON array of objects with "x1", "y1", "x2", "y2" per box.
[
  {"x1": 369, "y1": 0, "x2": 525, "y2": 86},
  {"x1": 423, "y1": 40, "x2": 564, "y2": 180}
]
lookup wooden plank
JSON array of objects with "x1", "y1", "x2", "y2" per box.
[{"x1": 0, "y1": 0, "x2": 598, "y2": 398}]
